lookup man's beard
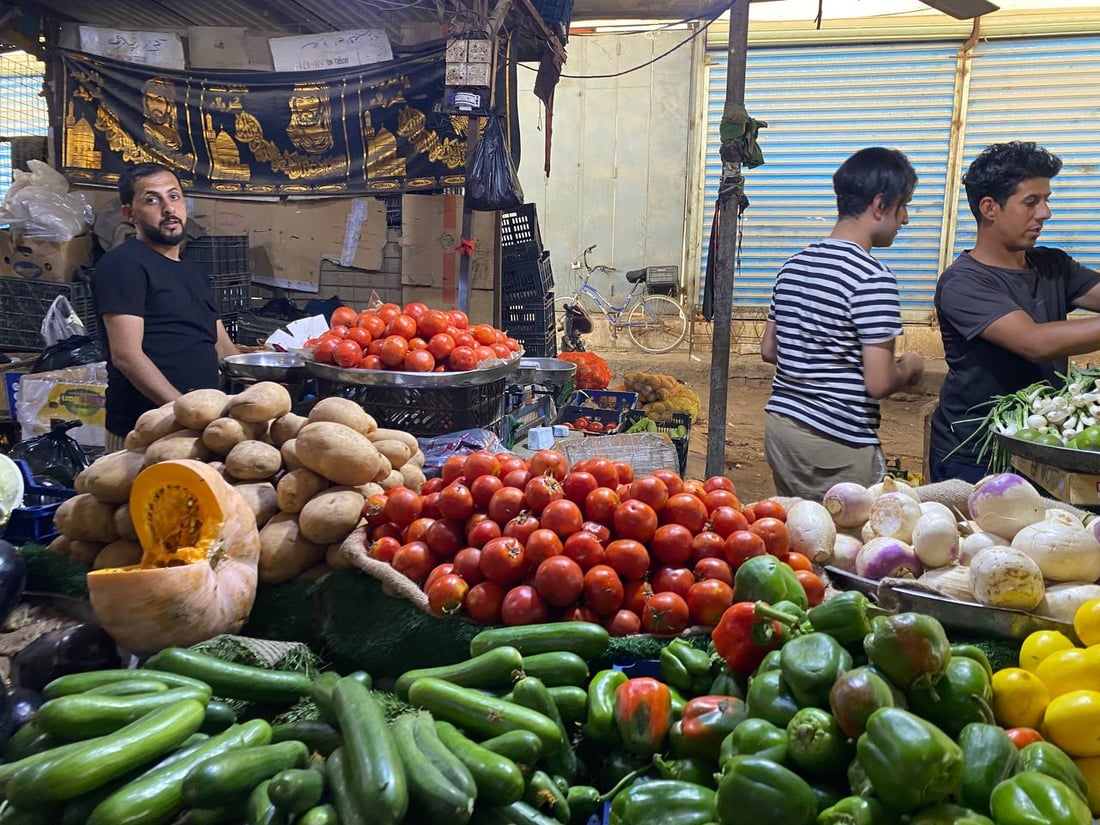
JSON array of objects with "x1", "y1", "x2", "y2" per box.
[{"x1": 142, "y1": 219, "x2": 185, "y2": 246}]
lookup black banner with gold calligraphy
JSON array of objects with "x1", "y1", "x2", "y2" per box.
[{"x1": 49, "y1": 47, "x2": 469, "y2": 195}]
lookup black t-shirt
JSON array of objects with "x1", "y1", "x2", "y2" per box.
[
  {"x1": 92, "y1": 238, "x2": 220, "y2": 435},
  {"x1": 931, "y1": 247, "x2": 1100, "y2": 465}
]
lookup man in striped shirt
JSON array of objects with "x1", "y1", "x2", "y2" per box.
[{"x1": 761, "y1": 147, "x2": 925, "y2": 500}]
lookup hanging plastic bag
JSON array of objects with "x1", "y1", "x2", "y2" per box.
[
  {"x1": 39, "y1": 296, "x2": 87, "y2": 348},
  {"x1": 8, "y1": 419, "x2": 92, "y2": 490},
  {"x1": 30, "y1": 335, "x2": 103, "y2": 374},
  {"x1": 465, "y1": 114, "x2": 524, "y2": 211}
]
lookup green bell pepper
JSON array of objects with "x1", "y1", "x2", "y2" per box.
[
  {"x1": 733, "y1": 556, "x2": 808, "y2": 610},
  {"x1": 653, "y1": 755, "x2": 718, "y2": 788},
  {"x1": 786, "y1": 707, "x2": 853, "y2": 781},
  {"x1": 719, "y1": 717, "x2": 788, "y2": 765},
  {"x1": 956, "y1": 722, "x2": 1022, "y2": 816},
  {"x1": 756, "y1": 650, "x2": 783, "y2": 675},
  {"x1": 660, "y1": 639, "x2": 715, "y2": 696},
  {"x1": 863, "y1": 613, "x2": 951, "y2": 692},
  {"x1": 668, "y1": 686, "x2": 687, "y2": 721},
  {"x1": 949, "y1": 644, "x2": 993, "y2": 681},
  {"x1": 780, "y1": 633, "x2": 853, "y2": 709},
  {"x1": 745, "y1": 669, "x2": 801, "y2": 728},
  {"x1": 988, "y1": 771, "x2": 1092, "y2": 825},
  {"x1": 608, "y1": 779, "x2": 716, "y2": 825},
  {"x1": 855, "y1": 708, "x2": 964, "y2": 814},
  {"x1": 828, "y1": 666, "x2": 897, "y2": 740},
  {"x1": 906, "y1": 656, "x2": 993, "y2": 738},
  {"x1": 564, "y1": 767, "x2": 648, "y2": 825},
  {"x1": 808, "y1": 780, "x2": 847, "y2": 814},
  {"x1": 907, "y1": 803, "x2": 993, "y2": 825},
  {"x1": 816, "y1": 796, "x2": 897, "y2": 825},
  {"x1": 584, "y1": 669, "x2": 627, "y2": 744},
  {"x1": 806, "y1": 591, "x2": 888, "y2": 647},
  {"x1": 716, "y1": 756, "x2": 817, "y2": 825},
  {"x1": 598, "y1": 750, "x2": 651, "y2": 792},
  {"x1": 709, "y1": 669, "x2": 745, "y2": 700},
  {"x1": 847, "y1": 757, "x2": 873, "y2": 798},
  {"x1": 772, "y1": 599, "x2": 808, "y2": 622},
  {"x1": 1018, "y1": 741, "x2": 1090, "y2": 802}
]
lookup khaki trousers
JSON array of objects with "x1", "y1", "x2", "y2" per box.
[{"x1": 764, "y1": 411, "x2": 885, "y2": 501}]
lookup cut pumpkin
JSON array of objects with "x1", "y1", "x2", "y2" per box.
[{"x1": 87, "y1": 459, "x2": 260, "y2": 655}]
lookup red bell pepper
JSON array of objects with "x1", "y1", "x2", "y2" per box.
[
  {"x1": 614, "y1": 677, "x2": 672, "y2": 756},
  {"x1": 711, "y1": 601, "x2": 783, "y2": 675},
  {"x1": 677, "y1": 695, "x2": 749, "y2": 761}
]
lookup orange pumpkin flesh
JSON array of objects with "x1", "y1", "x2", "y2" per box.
[{"x1": 87, "y1": 459, "x2": 260, "y2": 655}]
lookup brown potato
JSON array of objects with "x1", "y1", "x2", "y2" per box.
[
  {"x1": 371, "y1": 439, "x2": 412, "y2": 470},
  {"x1": 257, "y1": 513, "x2": 326, "y2": 584},
  {"x1": 143, "y1": 431, "x2": 212, "y2": 466},
  {"x1": 225, "y1": 441, "x2": 283, "y2": 481},
  {"x1": 269, "y1": 413, "x2": 308, "y2": 447},
  {"x1": 233, "y1": 482, "x2": 279, "y2": 527},
  {"x1": 276, "y1": 468, "x2": 329, "y2": 514},
  {"x1": 226, "y1": 382, "x2": 292, "y2": 423},
  {"x1": 113, "y1": 502, "x2": 138, "y2": 541},
  {"x1": 326, "y1": 542, "x2": 355, "y2": 570},
  {"x1": 367, "y1": 428, "x2": 419, "y2": 452},
  {"x1": 280, "y1": 439, "x2": 303, "y2": 471},
  {"x1": 54, "y1": 494, "x2": 119, "y2": 543},
  {"x1": 307, "y1": 398, "x2": 377, "y2": 437},
  {"x1": 296, "y1": 422, "x2": 381, "y2": 486},
  {"x1": 93, "y1": 540, "x2": 144, "y2": 570},
  {"x1": 76, "y1": 450, "x2": 146, "y2": 504},
  {"x1": 132, "y1": 404, "x2": 181, "y2": 447},
  {"x1": 174, "y1": 389, "x2": 230, "y2": 431},
  {"x1": 203, "y1": 417, "x2": 267, "y2": 456},
  {"x1": 298, "y1": 489, "x2": 365, "y2": 544}
]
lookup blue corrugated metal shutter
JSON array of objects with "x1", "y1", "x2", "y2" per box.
[
  {"x1": 703, "y1": 42, "x2": 958, "y2": 316},
  {"x1": 951, "y1": 36, "x2": 1100, "y2": 264}
]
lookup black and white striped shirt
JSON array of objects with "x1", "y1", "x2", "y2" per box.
[{"x1": 764, "y1": 239, "x2": 903, "y2": 446}]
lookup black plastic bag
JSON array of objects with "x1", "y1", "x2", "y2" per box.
[
  {"x1": 30, "y1": 335, "x2": 102, "y2": 374},
  {"x1": 8, "y1": 419, "x2": 92, "y2": 489},
  {"x1": 466, "y1": 114, "x2": 524, "y2": 211}
]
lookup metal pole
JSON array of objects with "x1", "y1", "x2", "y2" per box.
[{"x1": 705, "y1": 0, "x2": 749, "y2": 477}]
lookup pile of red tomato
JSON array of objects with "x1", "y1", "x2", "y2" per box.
[
  {"x1": 306, "y1": 302, "x2": 522, "y2": 373},
  {"x1": 360, "y1": 449, "x2": 825, "y2": 635}
]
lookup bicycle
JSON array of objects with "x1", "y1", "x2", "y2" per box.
[{"x1": 555, "y1": 245, "x2": 688, "y2": 354}]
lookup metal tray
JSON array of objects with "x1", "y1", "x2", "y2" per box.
[
  {"x1": 997, "y1": 433, "x2": 1100, "y2": 474},
  {"x1": 825, "y1": 565, "x2": 1078, "y2": 642},
  {"x1": 223, "y1": 352, "x2": 306, "y2": 382},
  {"x1": 522, "y1": 357, "x2": 577, "y2": 385},
  {"x1": 305, "y1": 355, "x2": 520, "y2": 388}
]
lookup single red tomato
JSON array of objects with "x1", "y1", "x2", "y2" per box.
[
  {"x1": 362, "y1": 493, "x2": 388, "y2": 525},
  {"x1": 501, "y1": 585, "x2": 549, "y2": 626},
  {"x1": 441, "y1": 455, "x2": 466, "y2": 485},
  {"x1": 368, "y1": 536, "x2": 400, "y2": 564},
  {"x1": 427, "y1": 573, "x2": 468, "y2": 616},
  {"x1": 753, "y1": 499, "x2": 788, "y2": 522},
  {"x1": 449, "y1": 309, "x2": 470, "y2": 329},
  {"x1": 384, "y1": 487, "x2": 422, "y2": 528},
  {"x1": 425, "y1": 519, "x2": 464, "y2": 560},
  {"x1": 425, "y1": 562, "x2": 456, "y2": 592},
  {"x1": 377, "y1": 302, "x2": 401, "y2": 323},
  {"x1": 622, "y1": 579, "x2": 655, "y2": 616},
  {"x1": 464, "y1": 451, "x2": 501, "y2": 481},
  {"x1": 796, "y1": 569, "x2": 825, "y2": 607},
  {"x1": 604, "y1": 539, "x2": 650, "y2": 581},
  {"x1": 417, "y1": 310, "x2": 450, "y2": 338},
  {"x1": 642, "y1": 591, "x2": 690, "y2": 635},
  {"x1": 437, "y1": 483, "x2": 475, "y2": 521},
  {"x1": 386, "y1": 313, "x2": 418, "y2": 339},
  {"x1": 469, "y1": 475, "x2": 504, "y2": 510},
  {"x1": 498, "y1": 456, "x2": 528, "y2": 476},
  {"x1": 1005, "y1": 728, "x2": 1045, "y2": 749},
  {"x1": 473, "y1": 346, "x2": 495, "y2": 363},
  {"x1": 465, "y1": 581, "x2": 505, "y2": 624},
  {"x1": 525, "y1": 528, "x2": 564, "y2": 566},
  {"x1": 488, "y1": 486, "x2": 526, "y2": 524},
  {"x1": 449, "y1": 346, "x2": 478, "y2": 371},
  {"x1": 379, "y1": 335, "x2": 410, "y2": 368},
  {"x1": 427, "y1": 333, "x2": 456, "y2": 362},
  {"x1": 360, "y1": 354, "x2": 383, "y2": 370},
  {"x1": 503, "y1": 512, "x2": 541, "y2": 546},
  {"x1": 629, "y1": 476, "x2": 669, "y2": 513},
  {"x1": 419, "y1": 492, "x2": 442, "y2": 520},
  {"x1": 466, "y1": 517, "x2": 502, "y2": 548},
  {"x1": 404, "y1": 350, "x2": 435, "y2": 372},
  {"x1": 749, "y1": 517, "x2": 791, "y2": 556},
  {"x1": 540, "y1": 499, "x2": 584, "y2": 539},
  {"x1": 724, "y1": 530, "x2": 768, "y2": 571},
  {"x1": 584, "y1": 487, "x2": 620, "y2": 525},
  {"x1": 686, "y1": 579, "x2": 734, "y2": 627},
  {"x1": 781, "y1": 551, "x2": 814, "y2": 572},
  {"x1": 703, "y1": 476, "x2": 736, "y2": 494},
  {"x1": 650, "y1": 469, "x2": 684, "y2": 496},
  {"x1": 345, "y1": 326, "x2": 372, "y2": 348},
  {"x1": 579, "y1": 520, "x2": 611, "y2": 546},
  {"x1": 651, "y1": 566, "x2": 695, "y2": 601},
  {"x1": 403, "y1": 301, "x2": 429, "y2": 320},
  {"x1": 503, "y1": 468, "x2": 533, "y2": 490},
  {"x1": 453, "y1": 547, "x2": 484, "y2": 584},
  {"x1": 524, "y1": 475, "x2": 564, "y2": 515},
  {"x1": 650, "y1": 523, "x2": 693, "y2": 566},
  {"x1": 614, "y1": 462, "x2": 634, "y2": 484},
  {"x1": 331, "y1": 305, "x2": 358, "y2": 327},
  {"x1": 561, "y1": 472, "x2": 599, "y2": 506},
  {"x1": 694, "y1": 556, "x2": 733, "y2": 585},
  {"x1": 328, "y1": 324, "x2": 349, "y2": 339},
  {"x1": 454, "y1": 331, "x2": 476, "y2": 349},
  {"x1": 479, "y1": 536, "x2": 527, "y2": 586},
  {"x1": 407, "y1": 337, "x2": 428, "y2": 352},
  {"x1": 582, "y1": 564, "x2": 625, "y2": 616},
  {"x1": 534, "y1": 555, "x2": 584, "y2": 608},
  {"x1": 690, "y1": 531, "x2": 727, "y2": 565},
  {"x1": 606, "y1": 609, "x2": 642, "y2": 637},
  {"x1": 583, "y1": 458, "x2": 619, "y2": 489},
  {"x1": 358, "y1": 312, "x2": 386, "y2": 338},
  {"x1": 312, "y1": 336, "x2": 340, "y2": 364},
  {"x1": 529, "y1": 450, "x2": 568, "y2": 481},
  {"x1": 709, "y1": 506, "x2": 750, "y2": 538},
  {"x1": 392, "y1": 541, "x2": 434, "y2": 582},
  {"x1": 563, "y1": 605, "x2": 601, "y2": 624},
  {"x1": 404, "y1": 517, "x2": 435, "y2": 545},
  {"x1": 472, "y1": 323, "x2": 498, "y2": 345},
  {"x1": 704, "y1": 489, "x2": 740, "y2": 514},
  {"x1": 612, "y1": 499, "x2": 659, "y2": 543},
  {"x1": 562, "y1": 531, "x2": 605, "y2": 571},
  {"x1": 663, "y1": 493, "x2": 709, "y2": 534}
]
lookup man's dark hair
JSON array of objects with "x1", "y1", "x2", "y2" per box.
[
  {"x1": 833, "y1": 147, "x2": 917, "y2": 219},
  {"x1": 962, "y1": 141, "x2": 1062, "y2": 221},
  {"x1": 118, "y1": 163, "x2": 177, "y2": 205}
]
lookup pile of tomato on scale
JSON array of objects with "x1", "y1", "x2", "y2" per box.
[
  {"x1": 305, "y1": 302, "x2": 523, "y2": 373},
  {"x1": 360, "y1": 449, "x2": 824, "y2": 634}
]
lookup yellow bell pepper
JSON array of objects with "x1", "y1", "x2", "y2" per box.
[
  {"x1": 1074, "y1": 598, "x2": 1100, "y2": 647},
  {"x1": 1042, "y1": 689, "x2": 1100, "y2": 758},
  {"x1": 991, "y1": 667, "x2": 1050, "y2": 730},
  {"x1": 1033, "y1": 646, "x2": 1100, "y2": 700},
  {"x1": 1019, "y1": 629, "x2": 1076, "y2": 672},
  {"x1": 1074, "y1": 756, "x2": 1100, "y2": 816}
]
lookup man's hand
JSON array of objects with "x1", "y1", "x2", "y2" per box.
[{"x1": 898, "y1": 352, "x2": 925, "y2": 386}]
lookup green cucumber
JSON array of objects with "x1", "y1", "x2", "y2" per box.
[
  {"x1": 86, "y1": 680, "x2": 170, "y2": 696},
  {"x1": 36, "y1": 686, "x2": 212, "y2": 739},
  {"x1": 44, "y1": 669, "x2": 210, "y2": 698},
  {"x1": 332, "y1": 676, "x2": 408, "y2": 825},
  {"x1": 520, "y1": 652, "x2": 589, "y2": 687},
  {"x1": 435, "y1": 720, "x2": 525, "y2": 806},
  {"x1": 173, "y1": 804, "x2": 247, "y2": 824},
  {"x1": 394, "y1": 645, "x2": 524, "y2": 699},
  {"x1": 85, "y1": 719, "x2": 271, "y2": 825},
  {"x1": 478, "y1": 729, "x2": 544, "y2": 769},
  {"x1": 470, "y1": 622, "x2": 610, "y2": 660},
  {"x1": 200, "y1": 700, "x2": 238, "y2": 734},
  {"x1": 270, "y1": 720, "x2": 342, "y2": 756},
  {"x1": 245, "y1": 779, "x2": 287, "y2": 825},
  {"x1": 547, "y1": 686, "x2": 588, "y2": 726},
  {"x1": 7, "y1": 698, "x2": 206, "y2": 809},
  {"x1": 298, "y1": 804, "x2": 340, "y2": 825},
  {"x1": 2, "y1": 723, "x2": 60, "y2": 763},
  {"x1": 470, "y1": 800, "x2": 563, "y2": 825},
  {"x1": 524, "y1": 769, "x2": 571, "y2": 823},
  {"x1": 509, "y1": 676, "x2": 577, "y2": 781},
  {"x1": 143, "y1": 649, "x2": 312, "y2": 704},
  {"x1": 325, "y1": 748, "x2": 364, "y2": 825},
  {"x1": 0, "y1": 808, "x2": 54, "y2": 825},
  {"x1": 391, "y1": 713, "x2": 475, "y2": 823},
  {"x1": 407, "y1": 678, "x2": 563, "y2": 750},
  {"x1": 268, "y1": 767, "x2": 325, "y2": 814},
  {"x1": 180, "y1": 740, "x2": 309, "y2": 808},
  {"x1": 307, "y1": 672, "x2": 341, "y2": 725},
  {"x1": 409, "y1": 712, "x2": 477, "y2": 800},
  {"x1": 0, "y1": 738, "x2": 93, "y2": 793}
]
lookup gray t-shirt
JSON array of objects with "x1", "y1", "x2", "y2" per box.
[{"x1": 931, "y1": 247, "x2": 1100, "y2": 465}]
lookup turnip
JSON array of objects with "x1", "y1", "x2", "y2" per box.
[
  {"x1": 918, "y1": 565, "x2": 976, "y2": 602},
  {"x1": 867, "y1": 492, "x2": 923, "y2": 544},
  {"x1": 1034, "y1": 582, "x2": 1100, "y2": 623},
  {"x1": 919, "y1": 501, "x2": 957, "y2": 524},
  {"x1": 867, "y1": 475, "x2": 920, "y2": 503},
  {"x1": 785, "y1": 500, "x2": 836, "y2": 563},
  {"x1": 821, "y1": 482, "x2": 873, "y2": 528},
  {"x1": 967, "y1": 473, "x2": 1045, "y2": 540},
  {"x1": 968, "y1": 546, "x2": 1045, "y2": 610},
  {"x1": 855, "y1": 537, "x2": 923, "y2": 580},
  {"x1": 959, "y1": 531, "x2": 1008, "y2": 565},
  {"x1": 911, "y1": 513, "x2": 959, "y2": 569},
  {"x1": 831, "y1": 533, "x2": 863, "y2": 573},
  {"x1": 1011, "y1": 509, "x2": 1100, "y2": 583}
]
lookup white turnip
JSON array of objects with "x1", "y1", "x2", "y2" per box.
[
  {"x1": 918, "y1": 565, "x2": 976, "y2": 602},
  {"x1": 855, "y1": 537, "x2": 923, "y2": 580},
  {"x1": 1034, "y1": 582, "x2": 1100, "y2": 623},
  {"x1": 920, "y1": 501, "x2": 957, "y2": 524},
  {"x1": 959, "y1": 531, "x2": 1008, "y2": 565},
  {"x1": 967, "y1": 473, "x2": 1045, "y2": 540},
  {"x1": 821, "y1": 482, "x2": 873, "y2": 528},
  {"x1": 1011, "y1": 509, "x2": 1100, "y2": 583},
  {"x1": 831, "y1": 533, "x2": 864, "y2": 573},
  {"x1": 867, "y1": 492, "x2": 923, "y2": 544},
  {"x1": 867, "y1": 475, "x2": 920, "y2": 503},
  {"x1": 785, "y1": 500, "x2": 836, "y2": 563},
  {"x1": 911, "y1": 514, "x2": 960, "y2": 569},
  {"x1": 968, "y1": 546, "x2": 1045, "y2": 610}
]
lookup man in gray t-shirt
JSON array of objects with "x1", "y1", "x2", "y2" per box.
[{"x1": 931, "y1": 142, "x2": 1100, "y2": 482}]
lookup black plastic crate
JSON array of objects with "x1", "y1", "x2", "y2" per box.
[
  {"x1": 503, "y1": 292, "x2": 555, "y2": 357},
  {"x1": 235, "y1": 312, "x2": 289, "y2": 348},
  {"x1": 210, "y1": 272, "x2": 251, "y2": 317},
  {"x1": 183, "y1": 235, "x2": 250, "y2": 276},
  {"x1": 619, "y1": 409, "x2": 691, "y2": 475},
  {"x1": 503, "y1": 253, "x2": 553, "y2": 304},
  {"x1": 0, "y1": 277, "x2": 98, "y2": 351},
  {"x1": 326, "y1": 377, "x2": 508, "y2": 438},
  {"x1": 501, "y1": 204, "x2": 543, "y2": 266}
]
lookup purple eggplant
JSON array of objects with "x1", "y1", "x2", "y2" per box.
[
  {"x1": 10, "y1": 622, "x2": 122, "y2": 693},
  {"x1": 6, "y1": 688, "x2": 42, "y2": 733},
  {"x1": 0, "y1": 540, "x2": 26, "y2": 626}
]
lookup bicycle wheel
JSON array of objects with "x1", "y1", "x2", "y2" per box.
[{"x1": 625, "y1": 294, "x2": 687, "y2": 353}]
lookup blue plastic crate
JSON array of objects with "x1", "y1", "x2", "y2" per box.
[{"x1": 2, "y1": 459, "x2": 77, "y2": 546}]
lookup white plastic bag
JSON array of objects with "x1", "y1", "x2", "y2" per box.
[{"x1": 40, "y1": 295, "x2": 86, "y2": 347}]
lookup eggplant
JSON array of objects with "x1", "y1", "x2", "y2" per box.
[
  {"x1": 0, "y1": 540, "x2": 26, "y2": 626},
  {"x1": 0, "y1": 687, "x2": 11, "y2": 748},
  {"x1": 6, "y1": 688, "x2": 42, "y2": 733},
  {"x1": 10, "y1": 622, "x2": 122, "y2": 693}
]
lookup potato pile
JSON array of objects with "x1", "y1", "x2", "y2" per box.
[{"x1": 50, "y1": 383, "x2": 425, "y2": 585}]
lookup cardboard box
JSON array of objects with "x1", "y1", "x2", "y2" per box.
[
  {"x1": 78, "y1": 26, "x2": 186, "y2": 69},
  {"x1": 0, "y1": 232, "x2": 94, "y2": 283},
  {"x1": 187, "y1": 27, "x2": 252, "y2": 70},
  {"x1": 0, "y1": 353, "x2": 37, "y2": 419},
  {"x1": 16, "y1": 362, "x2": 108, "y2": 448},
  {"x1": 269, "y1": 29, "x2": 393, "y2": 73},
  {"x1": 402, "y1": 285, "x2": 496, "y2": 326},
  {"x1": 401, "y1": 194, "x2": 497, "y2": 296}
]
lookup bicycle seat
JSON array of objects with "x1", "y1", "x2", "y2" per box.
[{"x1": 625, "y1": 268, "x2": 647, "y2": 284}]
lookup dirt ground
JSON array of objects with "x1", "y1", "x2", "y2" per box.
[{"x1": 599, "y1": 345, "x2": 944, "y2": 503}]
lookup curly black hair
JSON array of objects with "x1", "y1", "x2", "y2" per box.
[{"x1": 962, "y1": 141, "x2": 1062, "y2": 221}]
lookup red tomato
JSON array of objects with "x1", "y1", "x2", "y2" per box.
[
  {"x1": 694, "y1": 557, "x2": 733, "y2": 585},
  {"x1": 331, "y1": 306, "x2": 358, "y2": 327},
  {"x1": 407, "y1": 337, "x2": 428, "y2": 351},
  {"x1": 379, "y1": 335, "x2": 410, "y2": 368},
  {"x1": 453, "y1": 547, "x2": 484, "y2": 584},
  {"x1": 574, "y1": 417, "x2": 590, "y2": 432},
  {"x1": 614, "y1": 462, "x2": 634, "y2": 484},
  {"x1": 650, "y1": 469, "x2": 684, "y2": 496},
  {"x1": 464, "y1": 451, "x2": 501, "y2": 481},
  {"x1": 650, "y1": 523, "x2": 693, "y2": 566},
  {"x1": 329, "y1": 324, "x2": 350, "y2": 339},
  {"x1": 441, "y1": 455, "x2": 466, "y2": 485},
  {"x1": 384, "y1": 487, "x2": 422, "y2": 528},
  {"x1": 682, "y1": 479, "x2": 708, "y2": 499},
  {"x1": 498, "y1": 456, "x2": 528, "y2": 476},
  {"x1": 377, "y1": 302, "x2": 401, "y2": 323},
  {"x1": 582, "y1": 564, "x2": 625, "y2": 616},
  {"x1": 709, "y1": 506, "x2": 750, "y2": 538},
  {"x1": 427, "y1": 333, "x2": 456, "y2": 362},
  {"x1": 362, "y1": 493, "x2": 388, "y2": 525},
  {"x1": 628, "y1": 476, "x2": 669, "y2": 513},
  {"x1": 358, "y1": 312, "x2": 386, "y2": 338},
  {"x1": 505, "y1": 337, "x2": 521, "y2": 352},
  {"x1": 563, "y1": 605, "x2": 601, "y2": 624},
  {"x1": 582, "y1": 458, "x2": 619, "y2": 489},
  {"x1": 449, "y1": 310, "x2": 470, "y2": 330},
  {"x1": 427, "y1": 573, "x2": 469, "y2": 616},
  {"x1": 488, "y1": 486, "x2": 525, "y2": 524},
  {"x1": 466, "y1": 517, "x2": 502, "y2": 548},
  {"x1": 465, "y1": 581, "x2": 505, "y2": 624},
  {"x1": 501, "y1": 585, "x2": 549, "y2": 626},
  {"x1": 561, "y1": 472, "x2": 598, "y2": 506},
  {"x1": 689, "y1": 531, "x2": 727, "y2": 564},
  {"x1": 651, "y1": 566, "x2": 695, "y2": 601},
  {"x1": 723, "y1": 530, "x2": 768, "y2": 571},
  {"x1": 419, "y1": 492, "x2": 442, "y2": 520},
  {"x1": 312, "y1": 337, "x2": 340, "y2": 364},
  {"x1": 474, "y1": 346, "x2": 495, "y2": 363},
  {"x1": 491, "y1": 343, "x2": 512, "y2": 360},
  {"x1": 449, "y1": 346, "x2": 478, "y2": 371},
  {"x1": 664, "y1": 493, "x2": 708, "y2": 534},
  {"x1": 471, "y1": 323, "x2": 497, "y2": 345},
  {"x1": 540, "y1": 499, "x2": 584, "y2": 539},
  {"x1": 562, "y1": 531, "x2": 605, "y2": 571},
  {"x1": 502, "y1": 468, "x2": 533, "y2": 490},
  {"x1": 604, "y1": 539, "x2": 650, "y2": 581},
  {"x1": 606, "y1": 609, "x2": 642, "y2": 637},
  {"x1": 454, "y1": 332, "x2": 476, "y2": 349},
  {"x1": 403, "y1": 302, "x2": 429, "y2": 320},
  {"x1": 360, "y1": 354, "x2": 383, "y2": 370},
  {"x1": 534, "y1": 555, "x2": 584, "y2": 608},
  {"x1": 529, "y1": 450, "x2": 568, "y2": 481},
  {"x1": 425, "y1": 519, "x2": 464, "y2": 559},
  {"x1": 524, "y1": 476, "x2": 564, "y2": 515},
  {"x1": 368, "y1": 536, "x2": 400, "y2": 564},
  {"x1": 437, "y1": 483, "x2": 474, "y2": 521},
  {"x1": 642, "y1": 591, "x2": 690, "y2": 635},
  {"x1": 404, "y1": 517, "x2": 435, "y2": 544},
  {"x1": 417, "y1": 310, "x2": 450, "y2": 338},
  {"x1": 584, "y1": 487, "x2": 620, "y2": 525},
  {"x1": 622, "y1": 579, "x2": 655, "y2": 616},
  {"x1": 503, "y1": 512, "x2": 541, "y2": 545},
  {"x1": 749, "y1": 517, "x2": 791, "y2": 556},
  {"x1": 612, "y1": 499, "x2": 659, "y2": 544},
  {"x1": 703, "y1": 476, "x2": 736, "y2": 494},
  {"x1": 753, "y1": 499, "x2": 789, "y2": 522},
  {"x1": 469, "y1": 475, "x2": 504, "y2": 510},
  {"x1": 703, "y1": 489, "x2": 740, "y2": 514},
  {"x1": 796, "y1": 570, "x2": 825, "y2": 607},
  {"x1": 403, "y1": 350, "x2": 435, "y2": 372},
  {"x1": 479, "y1": 536, "x2": 527, "y2": 586},
  {"x1": 525, "y1": 529, "x2": 564, "y2": 566},
  {"x1": 580, "y1": 520, "x2": 611, "y2": 546},
  {"x1": 686, "y1": 579, "x2": 734, "y2": 626},
  {"x1": 345, "y1": 327, "x2": 372, "y2": 348},
  {"x1": 370, "y1": 523, "x2": 403, "y2": 542},
  {"x1": 1005, "y1": 728, "x2": 1045, "y2": 749},
  {"x1": 781, "y1": 551, "x2": 814, "y2": 572},
  {"x1": 392, "y1": 541, "x2": 434, "y2": 582}
]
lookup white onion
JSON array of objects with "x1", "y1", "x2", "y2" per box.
[
  {"x1": 911, "y1": 514, "x2": 960, "y2": 568},
  {"x1": 1011, "y1": 509, "x2": 1100, "y2": 583},
  {"x1": 831, "y1": 533, "x2": 864, "y2": 573},
  {"x1": 786, "y1": 500, "x2": 836, "y2": 563},
  {"x1": 821, "y1": 482, "x2": 874, "y2": 528},
  {"x1": 967, "y1": 473, "x2": 1045, "y2": 540},
  {"x1": 855, "y1": 537, "x2": 923, "y2": 580},
  {"x1": 867, "y1": 492, "x2": 923, "y2": 544}
]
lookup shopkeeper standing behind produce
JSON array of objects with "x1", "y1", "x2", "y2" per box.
[
  {"x1": 761, "y1": 148, "x2": 925, "y2": 500},
  {"x1": 930, "y1": 142, "x2": 1100, "y2": 483},
  {"x1": 92, "y1": 163, "x2": 238, "y2": 452}
]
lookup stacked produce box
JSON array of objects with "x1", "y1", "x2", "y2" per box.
[
  {"x1": 182, "y1": 235, "x2": 253, "y2": 343},
  {"x1": 501, "y1": 204, "x2": 556, "y2": 358}
]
